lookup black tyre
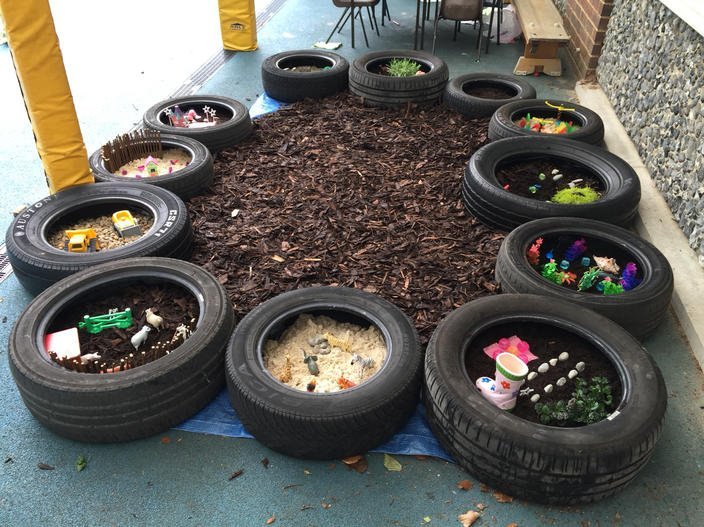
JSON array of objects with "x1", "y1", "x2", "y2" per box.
[
  {"x1": 89, "y1": 134, "x2": 214, "y2": 200},
  {"x1": 6, "y1": 182, "x2": 192, "y2": 295},
  {"x1": 424, "y1": 294, "x2": 666, "y2": 504},
  {"x1": 488, "y1": 99, "x2": 604, "y2": 145},
  {"x1": 143, "y1": 95, "x2": 252, "y2": 153},
  {"x1": 495, "y1": 217, "x2": 673, "y2": 339},
  {"x1": 462, "y1": 136, "x2": 641, "y2": 230},
  {"x1": 226, "y1": 286, "x2": 422, "y2": 459},
  {"x1": 348, "y1": 50, "x2": 449, "y2": 107},
  {"x1": 8, "y1": 257, "x2": 235, "y2": 443},
  {"x1": 261, "y1": 49, "x2": 349, "y2": 103},
  {"x1": 444, "y1": 73, "x2": 536, "y2": 118}
]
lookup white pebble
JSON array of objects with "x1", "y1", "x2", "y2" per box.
[
  {"x1": 576, "y1": 362, "x2": 586, "y2": 372},
  {"x1": 568, "y1": 369, "x2": 579, "y2": 379},
  {"x1": 556, "y1": 377, "x2": 567, "y2": 386},
  {"x1": 558, "y1": 352, "x2": 569, "y2": 361},
  {"x1": 527, "y1": 371, "x2": 538, "y2": 381},
  {"x1": 531, "y1": 394, "x2": 541, "y2": 403},
  {"x1": 544, "y1": 384, "x2": 554, "y2": 394},
  {"x1": 549, "y1": 358, "x2": 558, "y2": 366},
  {"x1": 552, "y1": 174, "x2": 563, "y2": 181},
  {"x1": 551, "y1": 169, "x2": 560, "y2": 175},
  {"x1": 538, "y1": 363, "x2": 549, "y2": 373}
]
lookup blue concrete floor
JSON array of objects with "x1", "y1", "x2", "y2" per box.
[{"x1": 2, "y1": 1, "x2": 704, "y2": 526}]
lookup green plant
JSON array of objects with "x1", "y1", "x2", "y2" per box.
[
  {"x1": 386, "y1": 58, "x2": 421, "y2": 77},
  {"x1": 534, "y1": 376, "x2": 613, "y2": 425},
  {"x1": 550, "y1": 186, "x2": 599, "y2": 205}
]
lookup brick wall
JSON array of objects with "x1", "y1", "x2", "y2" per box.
[{"x1": 559, "y1": 0, "x2": 613, "y2": 79}]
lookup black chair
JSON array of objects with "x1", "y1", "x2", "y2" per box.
[
  {"x1": 326, "y1": 0, "x2": 381, "y2": 48},
  {"x1": 432, "y1": 0, "x2": 484, "y2": 59}
]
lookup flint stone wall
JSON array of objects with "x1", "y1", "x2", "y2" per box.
[{"x1": 597, "y1": 0, "x2": 704, "y2": 264}]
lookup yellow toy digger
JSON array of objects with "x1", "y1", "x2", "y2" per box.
[{"x1": 64, "y1": 228, "x2": 100, "y2": 253}]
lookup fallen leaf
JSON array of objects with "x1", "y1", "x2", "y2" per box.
[
  {"x1": 414, "y1": 455, "x2": 428, "y2": 461},
  {"x1": 160, "y1": 437, "x2": 170, "y2": 444},
  {"x1": 458, "y1": 510, "x2": 480, "y2": 527},
  {"x1": 300, "y1": 505, "x2": 313, "y2": 511},
  {"x1": 476, "y1": 503, "x2": 486, "y2": 512},
  {"x1": 261, "y1": 457, "x2": 270, "y2": 469},
  {"x1": 265, "y1": 515, "x2": 276, "y2": 524},
  {"x1": 342, "y1": 454, "x2": 368, "y2": 473},
  {"x1": 37, "y1": 463, "x2": 55, "y2": 471},
  {"x1": 456, "y1": 479, "x2": 473, "y2": 491},
  {"x1": 506, "y1": 523, "x2": 518, "y2": 527},
  {"x1": 341, "y1": 454, "x2": 363, "y2": 465},
  {"x1": 422, "y1": 516, "x2": 432, "y2": 523},
  {"x1": 383, "y1": 453, "x2": 402, "y2": 472},
  {"x1": 493, "y1": 490, "x2": 514, "y2": 503},
  {"x1": 229, "y1": 469, "x2": 244, "y2": 480},
  {"x1": 321, "y1": 502, "x2": 331, "y2": 509},
  {"x1": 479, "y1": 483, "x2": 490, "y2": 493},
  {"x1": 304, "y1": 469, "x2": 312, "y2": 475},
  {"x1": 75, "y1": 456, "x2": 87, "y2": 472}
]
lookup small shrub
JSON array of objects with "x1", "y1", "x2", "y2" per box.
[
  {"x1": 534, "y1": 376, "x2": 613, "y2": 425},
  {"x1": 550, "y1": 186, "x2": 599, "y2": 205},
  {"x1": 386, "y1": 58, "x2": 421, "y2": 77}
]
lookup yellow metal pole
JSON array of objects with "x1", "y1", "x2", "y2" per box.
[
  {"x1": 218, "y1": 0, "x2": 258, "y2": 51},
  {"x1": 0, "y1": 0, "x2": 93, "y2": 193}
]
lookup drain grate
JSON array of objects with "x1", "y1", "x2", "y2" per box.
[{"x1": 0, "y1": 243, "x2": 13, "y2": 285}]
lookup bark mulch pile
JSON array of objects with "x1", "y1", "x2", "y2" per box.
[{"x1": 187, "y1": 93, "x2": 504, "y2": 344}]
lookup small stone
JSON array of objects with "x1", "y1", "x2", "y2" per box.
[
  {"x1": 551, "y1": 169, "x2": 560, "y2": 175},
  {"x1": 549, "y1": 358, "x2": 558, "y2": 366},
  {"x1": 552, "y1": 173, "x2": 563, "y2": 181},
  {"x1": 527, "y1": 371, "x2": 538, "y2": 381},
  {"x1": 575, "y1": 362, "x2": 586, "y2": 372},
  {"x1": 556, "y1": 377, "x2": 567, "y2": 386},
  {"x1": 558, "y1": 352, "x2": 569, "y2": 361},
  {"x1": 531, "y1": 394, "x2": 540, "y2": 403},
  {"x1": 308, "y1": 335, "x2": 327, "y2": 346},
  {"x1": 568, "y1": 369, "x2": 578, "y2": 379},
  {"x1": 538, "y1": 363, "x2": 549, "y2": 373},
  {"x1": 538, "y1": 173, "x2": 546, "y2": 180},
  {"x1": 544, "y1": 384, "x2": 554, "y2": 394}
]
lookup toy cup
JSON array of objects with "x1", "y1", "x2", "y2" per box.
[{"x1": 494, "y1": 352, "x2": 529, "y2": 397}]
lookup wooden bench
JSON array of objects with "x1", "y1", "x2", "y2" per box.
[{"x1": 512, "y1": 0, "x2": 570, "y2": 76}]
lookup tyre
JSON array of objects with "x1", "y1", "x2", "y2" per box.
[
  {"x1": 423, "y1": 294, "x2": 667, "y2": 504},
  {"x1": 6, "y1": 182, "x2": 192, "y2": 295},
  {"x1": 444, "y1": 73, "x2": 536, "y2": 118},
  {"x1": 89, "y1": 134, "x2": 214, "y2": 200},
  {"x1": 488, "y1": 99, "x2": 604, "y2": 145},
  {"x1": 261, "y1": 49, "x2": 349, "y2": 103},
  {"x1": 462, "y1": 136, "x2": 641, "y2": 230},
  {"x1": 348, "y1": 50, "x2": 449, "y2": 107},
  {"x1": 8, "y1": 257, "x2": 235, "y2": 443},
  {"x1": 495, "y1": 217, "x2": 673, "y2": 339},
  {"x1": 226, "y1": 286, "x2": 423, "y2": 459},
  {"x1": 143, "y1": 95, "x2": 252, "y2": 153}
]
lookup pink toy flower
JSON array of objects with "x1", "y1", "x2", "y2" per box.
[
  {"x1": 483, "y1": 335, "x2": 537, "y2": 363},
  {"x1": 168, "y1": 166, "x2": 173, "y2": 174},
  {"x1": 121, "y1": 169, "x2": 128, "y2": 175},
  {"x1": 137, "y1": 165, "x2": 145, "y2": 172},
  {"x1": 170, "y1": 159, "x2": 177, "y2": 165}
]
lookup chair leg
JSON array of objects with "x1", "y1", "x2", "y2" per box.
[
  {"x1": 357, "y1": 8, "x2": 370, "y2": 47},
  {"x1": 370, "y1": 6, "x2": 380, "y2": 36},
  {"x1": 432, "y1": 14, "x2": 441, "y2": 54},
  {"x1": 453, "y1": 20, "x2": 459, "y2": 41},
  {"x1": 326, "y1": 8, "x2": 349, "y2": 43},
  {"x1": 476, "y1": 19, "x2": 483, "y2": 62},
  {"x1": 338, "y1": 9, "x2": 353, "y2": 34},
  {"x1": 486, "y1": 2, "x2": 496, "y2": 53},
  {"x1": 381, "y1": 0, "x2": 390, "y2": 26}
]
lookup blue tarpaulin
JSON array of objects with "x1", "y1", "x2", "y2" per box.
[{"x1": 172, "y1": 93, "x2": 454, "y2": 463}]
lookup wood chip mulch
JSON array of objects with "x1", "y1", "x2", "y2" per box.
[{"x1": 187, "y1": 93, "x2": 504, "y2": 344}]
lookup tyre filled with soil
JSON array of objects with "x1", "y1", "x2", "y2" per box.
[
  {"x1": 348, "y1": 50, "x2": 449, "y2": 107},
  {"x1": 262, "y1": 49, "x2": 349, "y2": 103},
  {"x1": 143, "y1": 94, "x2": 252, "y2": 153},
  {"x1": 8, "y1": 257, "x2": 235, "y2": 443},
  {"x1": 423, "y1": 294, "x2": 667, "y2": 505},
  {"x1": 488, "y1": 99, "x2": 604, "y2": 145},
  {"x1": 462, "y1": 136, "x2": 640, "y2": 230},
  {"x1": 495, "y1": 217, "x2": 673, "y2": 339},
  {"x1": 226, "y1": 286, "x2": 423, "y2": 459},
  {"x1": 5, "y1": 182, "x2": 192, "y2": 295},
  {"x1": 89, "y1": 134, "x2": 214, "y2": 200},
  {"x1": 444, "y1": 73, "x2": 536, "y2": 118}
]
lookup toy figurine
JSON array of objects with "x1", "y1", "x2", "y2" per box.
[
  {"x1": 526, "y1": 238, "x2": 543, "y2": 266},
  {"x1": 131, "y1": 325, "x2": 152, "y2": 351},
  {"x1": 78, "y1": 308, "x2": 133, "y2": 334},
  {"x1": 302, "y1": 349, "x2": 319, "y2": 376},
  {"x1": 144, "y1": 308, "x2": 164, "y2": 330}
]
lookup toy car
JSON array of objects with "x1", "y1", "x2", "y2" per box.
[
  {"x1": 111, "y1": 210, "x2": 142, "y2": 238},
  {"x1": 64, "y1": 228, "x2": 100, "y2": 253}
]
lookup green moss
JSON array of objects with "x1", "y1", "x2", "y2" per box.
[
  {"x1": 386, "y1": 58, "x2": 421, "y2": 77},
  {"x1": 550, "y1": 186, "x2": 599, "y2": 204}
]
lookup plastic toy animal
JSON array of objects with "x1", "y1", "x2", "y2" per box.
[
  {"x1": 131, "y1": 325, "x2": 152, "y2": 350},
  {"x1": 145, "y1": 308, "x2": 164, "y2": 330}
]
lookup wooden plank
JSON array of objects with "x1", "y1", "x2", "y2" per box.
[{"x1": 513, "y1": 0, "x2": 569, "y2": 43}]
